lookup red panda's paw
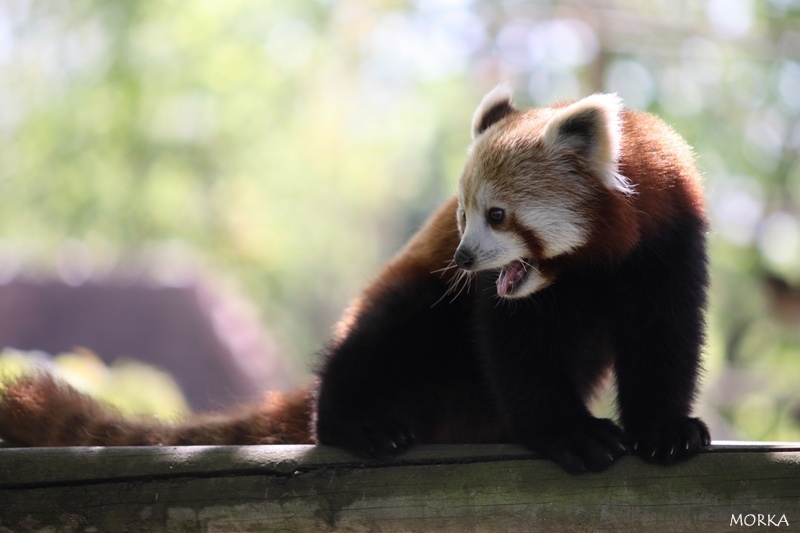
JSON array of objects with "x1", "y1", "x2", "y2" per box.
[
  {"x1": 338, "y1": 420, "x2": 415, "y2": 461},
  {"x1": 629, "y1": 417, "x2": 711, "y2": 465},
  {"x1": 529, "y1": 417, "x2": 628, "y2": 475}
]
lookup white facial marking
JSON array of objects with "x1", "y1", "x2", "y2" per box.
[
  {"x1": 457, "y1": 183, "x2": 522, "y2": 270},
  {"x1": 459, "y1": 217, "x2": 527, "y2": 271},
  {"x1": 462, "y1": 178, "x2": 589, "y2": 262},
  {"x1": 507, "y1": 268, "x2": 552, "y2": 299},
  {"x1": 517, "y1": 198, "x2": 588, "y2": 258}
]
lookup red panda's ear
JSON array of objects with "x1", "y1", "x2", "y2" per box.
[
  {"x1": 541, "y1": 93, "x2": 633, "y2": 194},
  {"x1": 471, "y1": 85, "x2": 515, "y2": 140}
]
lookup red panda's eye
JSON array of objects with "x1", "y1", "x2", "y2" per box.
[{"x1": 488, "y1": 207, "x2": 505, "y2": 225}]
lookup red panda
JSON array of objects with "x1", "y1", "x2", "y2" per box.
[
  {"x1": 0, "y1": 87, "x2": 709, "y2": 474},
  {"x1": 314, "y1": 86, "x2": 710, "y2": 472}
]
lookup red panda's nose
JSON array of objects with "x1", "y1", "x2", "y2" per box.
[{"x1": 455, "y1": 248, "x2": 476, "y2": 270}]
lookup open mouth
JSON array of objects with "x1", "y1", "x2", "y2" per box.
[{"x1": 496, "y1": 259, "x2": 533, "y2": 297}]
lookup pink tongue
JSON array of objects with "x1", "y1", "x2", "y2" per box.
[{"x1": 496, "y1": 261, "x2": 526, "y2": 297}]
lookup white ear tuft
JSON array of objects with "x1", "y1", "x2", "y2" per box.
[
  {"x1": 471, "y1": 84, "x2": 515, "y2": 140},
  {"x1": 540, "y1": 93, "x2": 632, "y2": 194}
]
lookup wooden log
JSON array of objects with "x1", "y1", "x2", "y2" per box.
[{"x1": 0, "y1": 442, "x2": 798, "y2": 532}]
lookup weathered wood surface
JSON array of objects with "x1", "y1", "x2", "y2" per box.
[{"x1": 0, "y1": 442, "x2": 798, "y2": 532}]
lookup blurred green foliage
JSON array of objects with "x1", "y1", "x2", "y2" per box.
[
  {"x1": 0, "y1": 348, "x2": 189, "y2": 420},
  {"x1": 0, "y1": 0, "x2": 799, "y2": 440}
]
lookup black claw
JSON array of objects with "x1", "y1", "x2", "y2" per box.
[
  {"x1": 527, "y1": 417, "x2": 626, "y2": 474},
  {"x1": 629, "y1": 417, "x2": 710, "y2": 465},
  {"x1": 338, "y1": 419, "x2": 415, "y2": 460}
]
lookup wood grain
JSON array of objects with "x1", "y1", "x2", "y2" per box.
[{"x1": 0, "y1": 442, "x2": 798, "y2": 532}]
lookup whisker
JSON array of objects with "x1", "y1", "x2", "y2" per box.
[
  {"x1": 448, "y1": 271, "x2": 473, "y2": 303},
  {"x1": 519, "y1": 258, "x2": 540, "y2": 273},
  {"x1": 431, "y1": 265, "x2": 472, "y2": 307},
  {"x1": 461, "y1": 270, "x2": 473, "y2": 296},
  {"x1": 430, "y1": 260, "x2": 459, "y2": 275}
]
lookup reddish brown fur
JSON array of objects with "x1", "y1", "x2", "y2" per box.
[
  {"x1": 0, "y1": 373, "x2": 314, "y2": 446},
  {"x1": 331, "y1": 197, "x2": 462, "y2": 345},
  {"x1": 556, "y1": 109, "x2": 705, "y2": 270}
]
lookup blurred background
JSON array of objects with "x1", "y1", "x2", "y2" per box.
[{"x1": 0, "y1": 0, "x2": 799, "y2": 441}]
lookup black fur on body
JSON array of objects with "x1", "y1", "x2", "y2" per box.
[
  {"x1": 315, "y1": 210, "x2": 709, "y2": 473},
  {"x1": 315, "y1": 91, "x2": 711, "y2": 474}
]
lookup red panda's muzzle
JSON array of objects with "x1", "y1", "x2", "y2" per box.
[{"x1": 496, "y1": 259, "x2": 531, "y2": 297}]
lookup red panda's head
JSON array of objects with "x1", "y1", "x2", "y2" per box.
[{"x1": 454, "y1": 86, "x2": 634, "y2": 298}]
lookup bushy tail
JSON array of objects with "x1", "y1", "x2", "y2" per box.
[{"x1": 0, "y1": 373, "x2": 315, "y2": 446}]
